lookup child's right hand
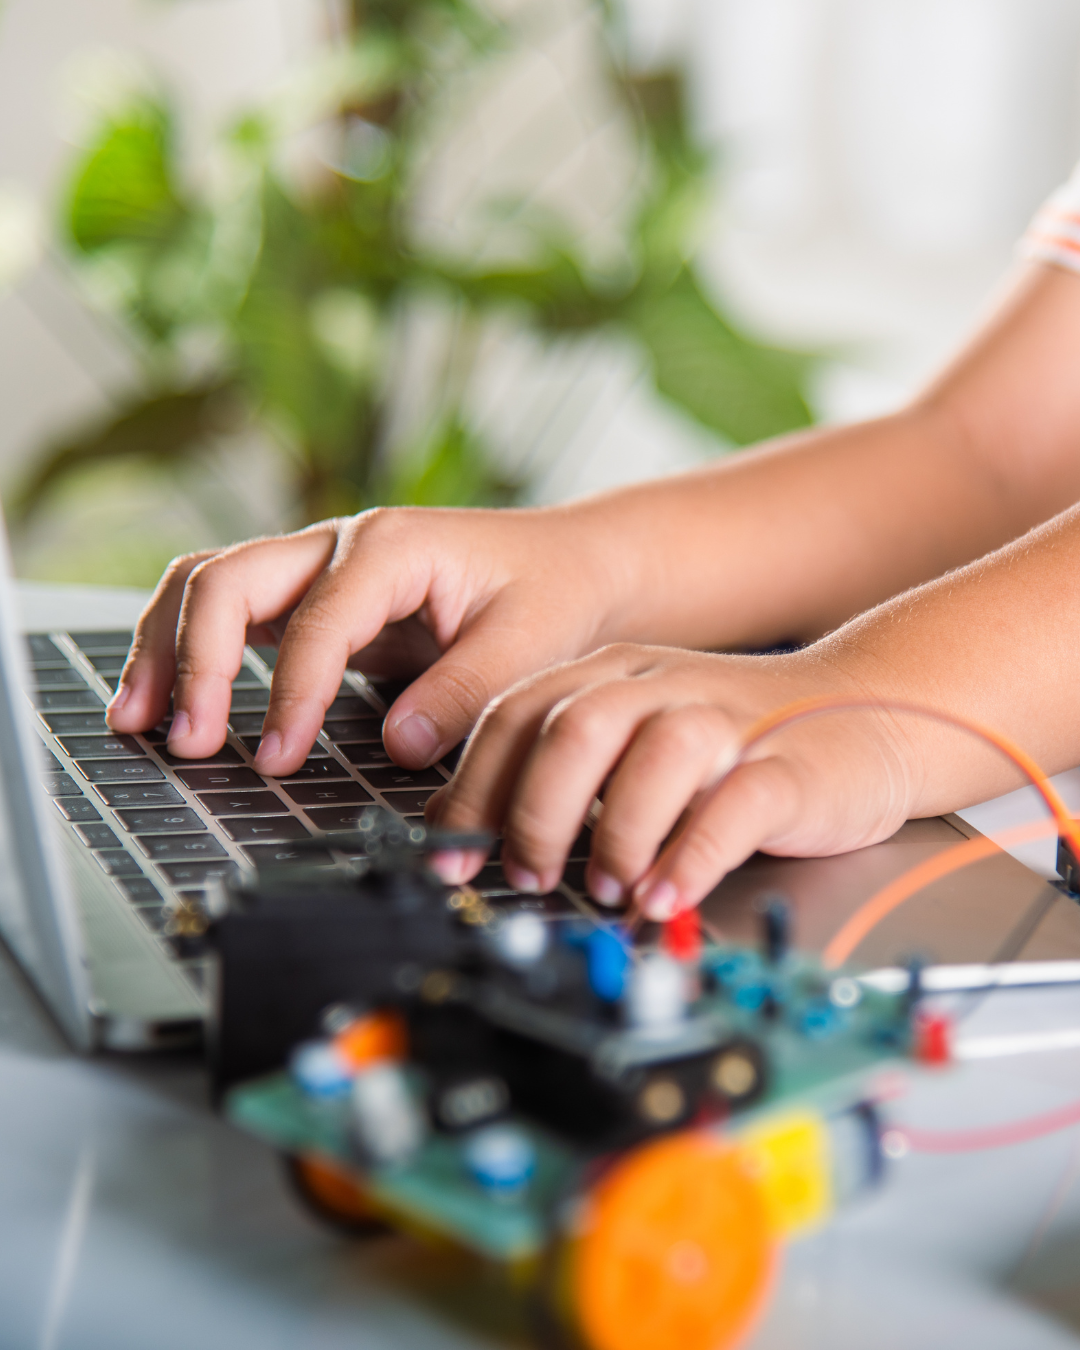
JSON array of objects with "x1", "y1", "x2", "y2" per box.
[{"x1": 106, "y1": 505, "x2": 632, "y2": 775}]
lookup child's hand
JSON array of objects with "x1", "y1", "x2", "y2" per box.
[
  {"x1": 106, "y1": 507, "x2": 630, "y2": 774},
  {"x1": 426, "y1": 644, "x2": 922, "y2": 918}
]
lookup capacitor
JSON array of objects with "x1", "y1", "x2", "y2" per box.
[
  {"x1": 290, "y1": 1040, "x2": 353, "y2": 1098},
  {"x1": 663, "y1": 905, "x2": 701, "y2": 964},
  {"x1": 625, "y1": 952, "x2": 688, "y2": 1031},
  {"x1": 463, "y1": 1124, "x2": 537, "y2": 1196},
  {"x1": 491, "y1": 910, "x2": 549, "y2": 968},
  {"x1": 333, "y1": 1008, "x2": 407, "y2": 1070},
  {"x1": 351, "y1": 1063, "x2": 426, "y2": 1166},
  {"x1": 586, "y1": 926, "x2": 630, "y2": 1001}
]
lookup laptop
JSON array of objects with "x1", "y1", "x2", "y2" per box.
[{"x1": 3, "y1": 509, "x2": 1080, "y2": 1055}]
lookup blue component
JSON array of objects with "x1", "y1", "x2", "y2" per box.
[
  {"x1": 586, "y1": 927, "x2": 630, "y2": 1001},
  {"x1": 289, "y1": 1040, "x2": 352, "y2": 1098},
  {"x1": 799, "y1": 1001, "x2": 841, "y2": 1039},
  {"x1": 561, "y1": 918, "x2": 593, "y2": 948},
  {"x1": 708, "y1": 949, "x2": 755, "y2": 984},
  {"x1": 464, "y1": 1125, "x2": 537, "y2": 1193},
  {"x1": 732, "y1": 980, "x2": 771, "y2": 1012}
]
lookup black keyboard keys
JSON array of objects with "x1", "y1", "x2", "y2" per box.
[
  {"x1": 67, "y1": 630, "x2": 132, "y2": 653},
  {"x1": 323, "y1": 717, "x2": 383, "y2": 742},
  {"x1": 96, "y1": 783, "x2": 184, "y2": 807},
  {"x1": 338, "y1": 742, "x2": 395, "y2": 768},
  {"x1": 77, "y1": 759, "x2": 164, "y2": 784},
  {"x1": 96, "y1": 851, "x2": 144, "y2": 876},
  {"x1": 40, "y1": 711, "x2": 110, "y2": 734},
  {"x1": 174, "y1": 766, "x2": 265, "y2": 792},
  {"x1": 195, "y1": 790, "x2": 288, "y2": 816},
  {"x1": 281, "y1": 781, "x2": 373, "y2": 806},
  {"x1": 42, "y1": 773, "x2": 83, "y2": 796},
  {"x1": 114, "y1": 807, "x2": 205, "y2": 834},
  {"x1": 118, "y1": 876, "x2": 163, "y2": 905},
  {"x1": 381, "y1": 789, "x2": 436, "y2": 815},
  {"x1": 242, "y1": 843, "x2": 334, "y2": 868},
  {"x1": 157, "y1": 860, "x2": 237, "y2": 886},
  {"x1": 227, "y1": 712, "x2": 266, "y2": 734},
  {"x1": 33, "y1": 667, "x2": 89, "y2": 689},
  {"x1": 363, "y1": 767, "x2": 445, "y2": 790},
  {"x1": 228, "y1": 688, "x2": 271, "y2": 711},
  {"x1": 58, "y1": 734, "x2": 142, "y2": 759},
  {"x1": 276, "y1": 758, "x2": 348, "y2": 782},
  {"x1": 221, "y1": 817, "x2": 310, "y2": 844},
  {"x1": 33, "y1": 689, "x2": 102, "y2": 711},
  {"x1": 304, "y1": 804, "x2": 374, "y2": 832},
  {"x1": 153, "y1": 745, "x2": 242, "y2": 767},
  {"x1": 26, "y1": 634, "x2": 63, "y2": 664},
  {"x1": 135, "y1": 834, "x2": 228, "y2": 862},
  {"x1": 54, "y1": 798, "x2": 101, "y2": 822},
  {"x1": 74, "y1": 823, "x2": 121, "y2": 849}
]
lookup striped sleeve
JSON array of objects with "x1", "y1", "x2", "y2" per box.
[{"x1": 1021, "y1": 161, "x2": 1080, "y2": 274}]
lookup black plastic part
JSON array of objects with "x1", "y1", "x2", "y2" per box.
[
  {"x1": 1058, "y1": 835, "x2": 1080, "y2": 894},
  {"x1": 762, "y1": 897, "x2": 791, "y2": 964},
  {"x1": 281, "y1": 1154, "x2": 390, "y2": 1238}
]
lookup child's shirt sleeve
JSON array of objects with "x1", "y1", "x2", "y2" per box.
[{"x1": 1022, "y1": 161, "x2": 1080, "y2": 274}]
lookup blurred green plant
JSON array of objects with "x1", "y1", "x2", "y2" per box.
[{"x1": 12, "y1": 0, "x2": 814, "y2": 538}]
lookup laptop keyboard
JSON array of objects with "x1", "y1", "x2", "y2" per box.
[{"x1": 26, "y1": 631, "x2": 593, "y2": 979}]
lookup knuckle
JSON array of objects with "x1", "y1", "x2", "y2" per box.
[
  {"x1": 544, "y1": 697, "x2": 612, "y2": 753},
  {"x1": 432, "y1": 663, "x2": 490, "y2": 725},
  {"x1": 507, "y1": 804, "x2": 558, "y2": 864}
]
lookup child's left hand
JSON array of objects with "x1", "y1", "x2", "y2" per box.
[{"x1": 425, "y1": 643, "x2": 923, "y2": 918}]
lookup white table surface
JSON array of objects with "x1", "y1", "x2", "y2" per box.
[{"x1": 6, "y1": 582, "x2": 1080, "y2": 1350}]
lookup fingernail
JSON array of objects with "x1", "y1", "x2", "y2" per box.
[
  {"x1": 167, "y1": 710, "x2": 191, "y2": 746},
  {"x1": 429, "y1": 851, "x2": 468, "y2": 885},
  {"x1": 639, "y1": 879, "x2": 679, "y2": 921},
  {"x1": 390, "y1": 713, "x2": 439, "y2": 766},
  {"x1": 503, "y1": 863, "x2": 540, "y2": 894},
  {"x1": 107, "y1": 683, "x2": 130, "y2": 713},
  {"x1": 254, "y1": 731, "x2": 281, "y2": 769},
  {"x1": 588, "y1": 870, "x2": 624, "y2": 907}
]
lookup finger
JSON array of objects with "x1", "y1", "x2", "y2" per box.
[
  {"x1": 167, "y1": 527, "x2": 340, "y2": 760},
  {"x1": 382, "y1": 590, "x2": 587, "y2": 769},
  {"x1": 107, "y1": 550, "x2": 219, "y2": 733},
  {"x1": 633, "y1": 757, "x2": 801, "y2": 919},
  {"x1": 253, "y1": 516, "x2": 446, "y2": 775},
  {"x1": 585, "y1": 704, "x2": 738, "y2": 906},
  {"x1": 430, "y1": 645, "x2": 645, "y2": 853}
]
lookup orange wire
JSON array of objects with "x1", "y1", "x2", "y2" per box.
[{"x1": 721, "y1": 696, "x2": 1080, "y2": 968}]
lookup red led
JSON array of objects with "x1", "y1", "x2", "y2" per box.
[
  {"x1": 914, "y1": 1010, "x2": 952, "y2": 1067},
  {"x1": 663, "y1": 905, "x2": 701, "y2": 963}
]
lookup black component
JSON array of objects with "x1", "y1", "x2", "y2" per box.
[
  {"x1": 903, "y1": 955, "x2": 925, "y2": 1012},
  {"x1": 196, "y1": 790, "x2": 288, "y2": 816},
  {"x1": 32, "y1": 689, "x2": 102, "y2": 711},
  {"x1": 58, "y1": 734, "x2": 142, "y2": 759},
  {"x1": 275, "y1": 759, "x2": 349, "y2": 783},
  {"x1": 174, "y1": 766, "x2": 264, "y2": 792},
  {"x1": 76, "y1": 759, "x2": 163, "y2": 784},
  {"x1": 1058, "y1": 836, "x2": 1080, "y2": 894},
  {"x1": 208, "y1": 810, "x2": 466, "y2": 1098},
  {"x1": 40, "y1": 711, "x2": 110, "y2": 734},
  {"x1": 115, "y1": 807, "x2": 205, "y2": 834},
  {"x1": 54, "y1": 798, "x2": 101, "y2": 823},
  {"x1": 42, "y1": 773, "x2": 82, "y2": 797},
  {"x1": 762, "y1": 896, "x2": 791, "y2": 964},
  {"x1": 136, "y1": 834, "x2": 228, "y2": 862},
  {"x1": 74, "y1": 823, "x2": 121, "y2": 849},
  {"x1": 222, "y1": 817, "x2": 311, "y2": 844},
  {"x1": 67, "y1": 630, "x2": 133, "y2": 653}
]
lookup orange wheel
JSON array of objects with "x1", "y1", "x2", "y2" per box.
[
  {"x1": 571, "y1": 1133, "x2": 775, "y2": 1350},
  {"x1": 283, "y1": 1153, "x2": 389, "y2": 1237}
]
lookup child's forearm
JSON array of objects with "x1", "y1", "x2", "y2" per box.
[{"x1": 570, "y1": 263, "x2": 1080, "y2": 652}]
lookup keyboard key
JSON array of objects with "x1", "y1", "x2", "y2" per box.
[
  {"x1": 366, "y1": 677, "x2": 411, "y2": 704},
  {"x1": 67, "y1": 630, "x2": 132, "y2": 653},
  {"x1": 114, "y1": 807, "x2": 205, "y2": 834},
  {"x1": 242, "y1": 843, "x2": 334, "y2": 868},
  {"x1": 33, "y1": 667, "x2": 89, "y2": 689},
  {"x1": 338, "y1": 742, "x2": 395, "y2": 768},
  {"x1": 232, "y1": 670, "x2": 267, "y2": 689},
  {"x1": 77, "y1": 759, "x2": 163, "y2": 784},
  {"x1": 96, "y1": 783, "x2": 184, "y2": 807},
  {"x1": 74, "y1": 823, "x2": 121, "y2": 849},
  {"x1": 58, "y1": 734, "x2": 143, "y2": 759},
  {"x1": 228, "y1": 688, "x2": 271, "y2": 711},
  {"x1": 222, "y1": 816, "x2": 311, "y2": 844},
  {"x1": 323, "y1": 717, "x2": 383, "y2": 742},
  {"x1": 87, "y1": 653, "x2": 127, "y2": 674},
  {"x1": 136, "y1": 834, "x2": 229, "y2": 862},
  {"x1": 41, "y1": 750, "x2": 62, "y2": 773},
  {"x1": 157, "y1": 860, "x2": 238, "y2": 886},
  {"x1": 26, "y1": 634, "x2": 63, "y2": 664},
  {"x1": 141, "y1": 723, "x2": 171, "y2": 743},
  {"x1": 238, "y1": 734, "x2": 326, "y2": 758},
  {"x1": 33, "y1": 689, "x2": 103, "y2": 711},
  {"x1": 176, "y1": 888, "x2": 206, "y2": 905},
  {"x1": 54, "y1": 798, "x2": 101, "y2": 822},
  {"x1": 40, "y1": 711, "x2": 110, "y2": 734},
  {"x1": 136, "y1": 905, "x2": 169, "y2": 933},
  {"x1": 174, "y1": 766, "x2": 265, "y2": 792},
  {"x1": 153, "y1": 744, "x2": 242, "y2": 768},
  {"x1": 276, "y1": 758, "x2": 349, "y2": 783},
  {"x1": 304, "y1": 804, "x2": 375, "y2": 832},
  {"x1": 42, "y1": 773, "x2": 83, "y2": 797},
  {"x1": 474, "y1": 863, "x2": 513, "y2": 892},
  {"x1": 282, "y1": 781, "x2": 373, "y2": 806},
  {"x1": 227, "y1": 712, "x2": 265, "y2": 734},
  {"x1": 118, "y1": 875, "x2": 163, "y2": 905},
  {"x1": 568, "y1": 826, "x2": 593, "y2": 859},
  {"x1": 95, "y1": 850, "x2": 144, "y2": 876},
  {"x1": 195, "y1": 790, "x2": 288, "y2": 816},
  {"x1": 562, "y1": 861, "x2": 587, "y2": 892},
  {"x1": 324, "y1": 695, "x2": 375, "y2": 720},
  {"x1": 381, "y1": 788, "x2": 436, "y2": 816},
  {"x1": 364, "y1": 766, "x2": 445, "y2": 791}
]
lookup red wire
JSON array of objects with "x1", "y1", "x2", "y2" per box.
[{"x1": 903, "y1": 1099, "x2": 1080, "y2": 1153}]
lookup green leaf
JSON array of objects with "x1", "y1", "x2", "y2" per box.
[
  {"x1": 66, "y1": 98, "x2": 186, "y2": 253},
  {"x1": 8, "y1": 382, "x2": 242, "y2": 521},
  {"x1": 380, "y1": 415, "x2": 516, "y2": 507},
  {"x1": 625, "y1": 269, "x2": 812, "y2": 445}
]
